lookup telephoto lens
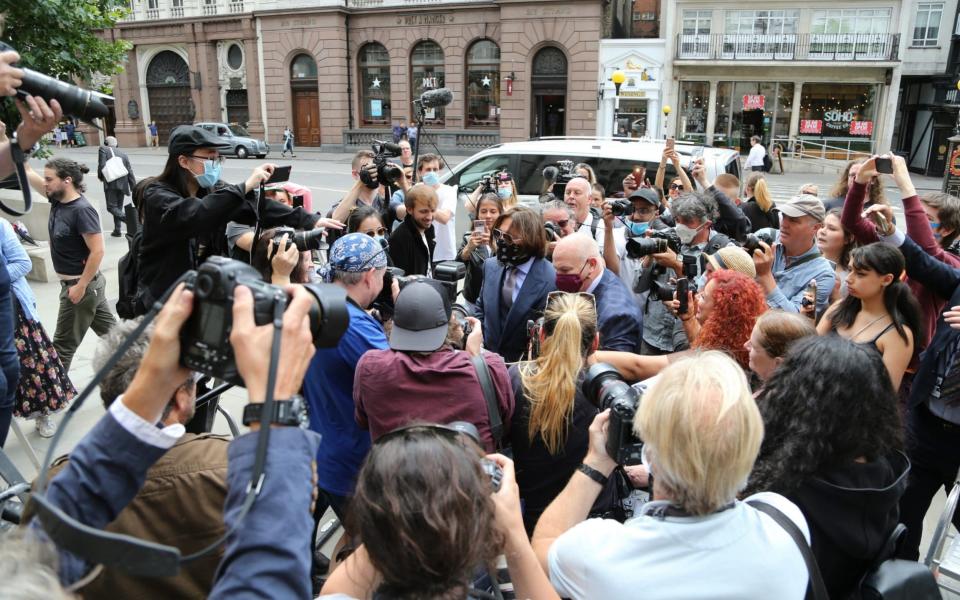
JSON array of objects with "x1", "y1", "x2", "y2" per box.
[
  {"x1": 292, "y1": 227, "x2": 326, "y2": 252},
  {"x1": 608, "y1": 199, "x2": 633, "y2": 217},
  {"x1": 582, "y1": 363, "x2": 644, "y2": 465},
  {"x1": 625, "y1": 237, "x2": 667, "y2": 259}
]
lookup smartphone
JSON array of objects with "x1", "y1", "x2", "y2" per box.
[
  {"x1": 875, "y1": 157, "x2": 893, "y2": 175},
  {"x1": 869, "y1": 211, "x2": 890, "y2": 233},
  {"x1": 677, "y1": 278, "x2": 690, "y2": 316},
  {"x1": 265, "y1": 165, "x2": 292, "y2": 184},
  {"x1": 666, "y1": 137, "x2": 675, "y2": 152},
  {"x1": 473, "y1": 220, "x2": 486, "y2": 234}
]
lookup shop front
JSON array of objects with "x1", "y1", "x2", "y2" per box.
[{"x1": 598, "y1": 40, "x2": 666, "y2": 139}]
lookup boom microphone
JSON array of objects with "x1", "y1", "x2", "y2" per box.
[{"x1": 418, "y1": 88, "x2": 454, "y2": 109}]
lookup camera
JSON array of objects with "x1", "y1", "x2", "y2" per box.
[
  {"x1": 743, "y1": 231, "x2": 775, "y2": 255},
  {"x1": 180, "y1": 257, "x2": 350, "y2": 386},
  {"x1": 369, "y1": 266, "x2": 405, "y2": 323},
  {"x1": 544, "y1": 221, "x2": 561, "y2": 242},
  {"x1": 450, "y1": 304, "x2": 472, "y2": 350},
  {"x1": 478, "y1": 173, "x2": 498, "y2": 195},
  {"x1": 448, "y1": 421, "x2": 503, "y2": 491},
  {"x1": 625, "y1": 236, "x2": 667, "y2": 260},
  {"x1": 582, "y1": 363, "x2": 643, "y2": 465},
  {"x1": 268, "y1": 226, "x2": 325, "y2": 252},
  {"x1": 542, "y1": 159, "x2": 576, "y2": 198},
  {"x1": 608, "y1": 199, "x2": 633, "y2": 217},
  {"x1": 0, "y1": 42, "x2": 112, "y2": 122},
  {"x1": 526, "y1": 316, "x2": 545, "y2": 359},
  {"x1": 396, "y1": 261, "x2": 466, "y2": 305},
  {"x1": 359, "y1": 140, "x2": 404, "y2": 189}
]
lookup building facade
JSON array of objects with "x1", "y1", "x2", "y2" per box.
[
  {"x1": 660, "y1": 1, "x2": 910, "y2": 156},
  {"x1": 108, "y1": 0, "x2": 603, "y2": 151}
]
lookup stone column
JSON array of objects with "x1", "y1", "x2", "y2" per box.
[
  {"x1": 244, "y1": 32, "x2": 265, "y2": 138},
  {"x1": 112, "y1": 44, "x2": 147, "y2": 147},
  {"x1": 789, "y1": 83, "x2": 803, "y2": 141},
  {"x1": 705, "y1": 80, "x2": 718, "y2": 146}
]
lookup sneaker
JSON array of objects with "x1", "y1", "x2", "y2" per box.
[{"x1": 36, "y1": 415, "x2": 56, "y2": 438}]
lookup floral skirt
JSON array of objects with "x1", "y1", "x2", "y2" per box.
[{"x1": 13, "y1": 299, "x2": 76, "y2": 419}]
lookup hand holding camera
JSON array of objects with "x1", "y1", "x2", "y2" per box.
[
  {"x1": 269, "y1": 234, "x2": 300, "y2": 284},
  {"x1": 855, "y1": 155, "x2": 885, "y2": 185},
  {"x1": 585, "y1": 409, "x2": 618, "y2": 476},
  {"x1": 691, "y1": 159, "x2": 709, "y2": 188},
  {"x1": 751, "y1": 239, "x2": 775, "y2": 278},
  {"x1": 464, "y1": 316, "x2": 483, "y2": 356},
  {"x1": 245, "y1": 163, "x2": 277, "y2": 194},
  {"x1": 15, "y1": 94, "x2": 62, "y2": 151},
  {"x1": 622, "y1": 173, "x2": 639, "y2": 195},
  {"x1": 488, "y1": 453, "x2": 527, "y2": 537},
  {"x1": 0, "y1": 49, "x2": 23, "y2": 97}
]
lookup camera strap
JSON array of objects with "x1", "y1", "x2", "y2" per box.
[
  {"x1": 250, "y1": 182, "x2": 266, "y2": 265},
  {"x1": 0, "y1": 141, "x2": 33, "y2": 217},
  {"x1": 469, "y1": 354, "x2": 502, "y2": 449}
]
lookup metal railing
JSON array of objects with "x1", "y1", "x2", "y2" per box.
[
  {"x1": 771, "y1": 136, "x2": 876, "y2": 164},
  {"x1": 677, "y1": 33, "x2": 900, "y2": 62}
]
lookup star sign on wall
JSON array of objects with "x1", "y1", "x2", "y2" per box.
[
  {"x1": 371, "y1": 78, "x2": 381, "y2": 89},
  {"x1": 481, "y1": 75, "x2": 491, "y2": 88}
]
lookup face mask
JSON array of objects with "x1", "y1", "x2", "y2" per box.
[
  {"x1": 555, "y1": 262, "x2": 589, "y2": 293},
  {"x1": 496, "y1": 241, "x2": 530, "y2": 267},
  {"x1": 675, "y1": 223, "x2": 704, "y2": 246},
  {"x1": 193, "y1": 160, "x2": 221, "y2": 188},
  {"x1": 422, "y1": 171, "x2": 440, "y2": 186},
  {"x1": 931, "y1": 222, "x2": 942, "y2": 241},
  {"x1": 374, "y1": 235, "x2": 386, "y2": 249},
  {"x1": 497, "y1": 188, "x2": 512, "y2": 200},
  {"x1": 628, "y1": 221, "x2": 650, "y2": 237}
]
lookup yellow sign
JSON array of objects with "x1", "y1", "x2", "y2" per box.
[{"x1": 620, "y1": 91, "x2": 647, "y2": 98}]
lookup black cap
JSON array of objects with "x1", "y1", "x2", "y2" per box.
[
  {"x1": 390, "y1": 282, "x2": 452, "y2": 352},
  {"x1": 167, "y1": 125, "x2": 232, "y2": 156},
  {"x1": 629, "y1": 187, "x2": 660, "y2": 207}
]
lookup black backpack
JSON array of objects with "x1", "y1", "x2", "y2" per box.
[
  {"x1": 116, "y1": 229, "x2": 142, "y2": 320},
  {"x1": 762, "y1": 153, "x2": 773, "y2": 173}
]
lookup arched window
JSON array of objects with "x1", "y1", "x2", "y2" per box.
[
  {"x1": 465, "y1": 40, "x2": 500, "y2": 128},
  {"x1": 359, "y1": 43, "x2": 391, "y2": 126},
  {"x1": 410, "y1": 40, "x2": 445, "y2": 125},
  {"x1": 290, "y1": 54, "x2": 317, "y2": 80}
]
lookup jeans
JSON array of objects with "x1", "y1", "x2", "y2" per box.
[
  {"x1": 104, "y1": 188, "x2": 124, "y2": 232},
  {"x1": 53, "y1": 273, "x2": 117, "y2": 372},
  {"x1": 0, "y1": 294, "x2": 17, "y2": 447}
]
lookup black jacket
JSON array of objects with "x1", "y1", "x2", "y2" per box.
[
  {"x1": 741, "y1": 198, "x2": 780, "y2": 232},
  {"x1": 136, "y1": 180, "x2": 318, "y2": 312},
  {"x1": 788, "y1": 451, "x2": 909, "y2": 599},
  {"x1": 97, "y1": 146, "x2": 136, "y2": 195},
  {"x1": 457, "y1": 233, "x2": 491, "y2": 304},
  {"x1": 388, "y1": 215, "x2": 434, "y2": 276},
  {"x1": 704, "y1": 185, "x2": 751, "y2": 243}
]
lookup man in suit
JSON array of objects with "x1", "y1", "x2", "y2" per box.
[
  {"x1": 552, "y1": 233, "x2": 643, "y2": 353},
  {"x1": 97, "y1": 136, "x2": 136, "y2": 237},
  {"x1": 476, "y1": 206, "x2": 556, "y2": 362}
]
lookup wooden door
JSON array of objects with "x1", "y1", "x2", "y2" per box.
[{"x1": 293, "y1": 91, "x2": 320, "y2": 146}]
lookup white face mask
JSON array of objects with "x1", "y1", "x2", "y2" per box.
[{"x1": 675, "y1": 223, "x2": 704, "y2": 245}]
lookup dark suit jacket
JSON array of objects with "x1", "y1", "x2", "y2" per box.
[
  {"x1": 593, "y1": 268, "x2": 643, "y2": 353},
  {"x1": 389, "y1": 215, "x2": 435, "y2": 276},
  {"x1": 476, "y1": 256, "x2": 556, "y2": 362},
  {"x1": 97, "y1": 145, "x2": 136, "y2": 195},
  {"x1": 898, "y1": 235, "x2": 960, "y2": 409}
]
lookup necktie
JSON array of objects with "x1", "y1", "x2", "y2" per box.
[{"x1": 502, "y1": 267, "x2": 517, "y2": 310}]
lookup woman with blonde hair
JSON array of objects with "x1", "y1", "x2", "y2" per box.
[
  {"x1": 741, "y1": 172, "x2": 779, "y2": 232},
  {"x1": 574, "y1": 163, "x2": 597, "y2": 184},
  {"x1": 508, "y1": 291, "x2": 604, "y2": 535}
]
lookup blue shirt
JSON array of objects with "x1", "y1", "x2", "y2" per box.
[
  {"x1": 763, "y1": 228, "x2": 836, "y2": 314},
  {"x1": 302, "y1": 300, "x2": 388, "y2": 496}
]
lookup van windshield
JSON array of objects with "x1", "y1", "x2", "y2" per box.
[{"x1": 517, "y1": 155, "x2": 687, "y2": 200}]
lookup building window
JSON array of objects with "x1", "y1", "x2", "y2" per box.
[
  {"x1": 799, "y1": 83, "x2": 880, "y2": 150},
  {"x1": 812, "y1": 9, "x2": 891, "y2": 35},
  {"x1": 290, "y1": 54, "x2": 317, "y2": 80},
  {"x1": 810, "y1": 9, "x2": 892, "y2": 58},
  {"x1": 358, "y1": 43, "x2": 390, "y2": 126},
  {"x1": 465, "y1": 40, "x2": 500, "y2": 128},
  {"x1": 682, "y1": 10, "x2": 712, "y2": 35},
  {"x1": 678, "y1": 81, "x2": 710, "y2": 143},
  {"x1": 722, "y1": 10, "x2": 799, "y2": 59},
  {"x1": 914, "y1": 2, "x2": 944, "y2": 46},
  {"x1": 227, "y1": 44, "x2": 243, "y2": 70},
  {"x1": 411, "y1": 40, "x2": 445, "y2": 125}
]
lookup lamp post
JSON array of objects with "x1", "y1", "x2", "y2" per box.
[
  {"x1": 662, "y1": 105, "x2": 672, "y2": 139},
  {"x1": 611, "y1": 70, "x2": 625, "y2": 138}
]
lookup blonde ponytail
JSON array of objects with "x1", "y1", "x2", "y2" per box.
[{"x1": 753, "y1": 177, "x2": 773, "y2": 212}]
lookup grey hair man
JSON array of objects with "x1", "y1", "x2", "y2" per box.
[{"x1": 97, "y1": 135, "x2": 136, "y2": 237}]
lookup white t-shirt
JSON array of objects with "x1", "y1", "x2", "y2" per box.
[
  {"x1": 745, "y1": 144, "x2": 767, "y2": 169},
  {"x1": 431, "y1": 184, "x2": 458, "y2": 262},
  {"x1": 548, "y1": 492, "x2": 809, "y2": 600}
]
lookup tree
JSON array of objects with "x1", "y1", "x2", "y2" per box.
[{"x1": 0, "y1": 0, "x2": 131, "y2": 135}]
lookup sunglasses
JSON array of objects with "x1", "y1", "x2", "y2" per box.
[
  {"x1": 492, "y1": 228, "x2": 517, "y2": 245},
  {"x1": 549, "y1": 219, "x2": 570, "y2": 229},
  {"x1": 363, "y1": 227, "x2": 388, "y2": 237},
  {"x1": 669, "y1": 183, "x2": 683, "y2": 191}
]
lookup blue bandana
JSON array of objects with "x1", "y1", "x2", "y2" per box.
[{"x1": 319, "y1": 233, "x2": 387, "y2": 282}]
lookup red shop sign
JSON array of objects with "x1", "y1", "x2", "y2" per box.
[
  {"x1": 800, "y1": 119, "x2": 823, "y2": 134},
  {"x1": 742, "y1": 94, "x2": 765, "y2": 110},
  {"x1": 849, "y1": 120, "x2": 874, "y2": 136},
  {"x1": 506, "y1": 78, "x2": 513, "y2": 96}
]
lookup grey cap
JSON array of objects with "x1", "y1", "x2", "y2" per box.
[
  {"x1": 390, "y1": 282, "x2": 451, "y2": 352},
  {"x1": 775, "y1": 194, "x2": 826, "y2": 223},
  {"x1": 629, "y1": 187, "x2": 660, "y2": 207}
]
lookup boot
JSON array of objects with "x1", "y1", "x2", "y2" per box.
[{"x1": 111, "y1": 215, "x2": 123, "y2": 237}]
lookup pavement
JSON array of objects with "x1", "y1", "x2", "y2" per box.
[{"x1": 2, "y1": 144, "x2": 953, "y2": 561}]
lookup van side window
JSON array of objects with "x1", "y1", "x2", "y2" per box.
[{"x1": 452, "y1": 154, "x2": 512, "y2": 193}]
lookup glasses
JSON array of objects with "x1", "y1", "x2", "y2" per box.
[
  {"x1": 669, "y1": 183, "x2": 683, "y2": 191},
  {"x1": 363, "y1": 227, "x2": 387, "y2": 238},
  {"x1": 188, "y1": 155, "x2": 225, "y2": 165},
  {"x1": 492, "y1": 228, "x2": 517, "y2": 245},
  {"x1": 546, "y1": 291, "x2": 597, "y2": 312},
  {"x1": 548, "y1": 219, "x2": 570, "y2": 229},
  {"x1": 636, "y1": 206, "x2": 657, "y2": 215}
]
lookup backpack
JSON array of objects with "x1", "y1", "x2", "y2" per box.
[
  {"x1": 762, "y1": 153, "x2": 773, "y2": 173},
  {"x1": 116, "y1": 229, "x2": 142, "y2": 320}
]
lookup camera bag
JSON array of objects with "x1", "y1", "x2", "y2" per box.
[{"x1": 858, "y1": 524, "x2": 940, "y2": 600}]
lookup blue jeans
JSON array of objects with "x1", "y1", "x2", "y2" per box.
[{"x1": 0, "y1": 293, "x2": 20, "y2": 447}]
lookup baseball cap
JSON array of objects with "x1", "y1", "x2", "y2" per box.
[
  {"x1": 319, "y1": 233, "x2": 387, "y2": 282},
  {"x1": 705, "y1": 246, "x2": 757, "y2": 278},
  {"x1": 775, "y1": 194, "x2": 825, "y2": 223},
  {"x1": 390, "y1": 282, "x2": 451, "y2": 352},
  {"x1": 167, "y1": 125, "x2": 232, "y2": 156},
  {"x1": 629, "y1": 187, "x2": 660, "y2": 207}
]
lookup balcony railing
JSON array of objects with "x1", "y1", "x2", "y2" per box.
[{"x1": 676, "y1": 33, "x2": 900, "y2": 62}]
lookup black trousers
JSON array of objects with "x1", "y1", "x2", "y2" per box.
[
  {"x1": 897, "y1": 403, "x2": 960, "y2": 560},
  {"x1": 104, "y1": 188, "x2": 124, "y2": 232}
]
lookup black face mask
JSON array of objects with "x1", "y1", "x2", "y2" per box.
[{"x1": 497, "y1": 241, "x2": 530, "y2": 266}]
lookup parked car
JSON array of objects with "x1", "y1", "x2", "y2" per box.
[{"x1": 195, "y1": 122, "x2": 269, "y2": 159}]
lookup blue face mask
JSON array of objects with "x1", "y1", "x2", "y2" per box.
[
  {"x1": 374, "y1": 235, "x2": 386, "y2": 249},
  {"x1": 497, "y1": 188, "x2": 512, "y2": 200},
  {"x1": 422, "y1": 171, "x2": 440, "y2": 186},
  {"x1": 628, "y1": 221, "x2": 650, "y2": 237},
  {"x1": 193, "y1": 159, "x2": 221, "y2": 188}
]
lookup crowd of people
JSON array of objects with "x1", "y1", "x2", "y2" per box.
[{"x1": 0, "y1": 47, "x2": 955, "y2": 600}]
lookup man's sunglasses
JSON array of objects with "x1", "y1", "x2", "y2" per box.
[
  {"x1": 493, "y1": 228, "x2": 517, "y2": 245},
  {"x1": 549, "y1": 219, "x2": 570, "y2": 229}
]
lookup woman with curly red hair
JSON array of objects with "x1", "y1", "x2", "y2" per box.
[{"x1": 595, "y1": 270, "x2": 767, "y2": 379}]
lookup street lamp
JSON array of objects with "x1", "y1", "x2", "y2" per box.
[
  {"x1": 611, "y1": 70, "x2": 625, "y2": 138},
  {"x1": 662, "y1": 105, "x2": 672, "y2": 139}
]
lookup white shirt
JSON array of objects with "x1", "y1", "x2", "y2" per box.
[
  {"x1": 745, "y1": 144, "x2": 767, "y2": 169},
  {"x1": 110, "y1": 394, "x2": 185, "y2": 449},
  {"x1": 548, "y1": 491, "x2": 809, "y2": 600},
  {"x1": 431, "y1": 184, "x2": 458, "y2": 261}
]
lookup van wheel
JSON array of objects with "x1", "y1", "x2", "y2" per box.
[{"x1": 236, "y1": 146, "x2": 248, "y2": 159}]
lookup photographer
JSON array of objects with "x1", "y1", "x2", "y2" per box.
[
  {"x1": 136, "y1": 125, "x2": 321, "y2": 316},
  {"x1": 689, "y1": 158, "x2": 751, "y2": 243},
  {"x1": 329, "y1": 150, "x2": 389, "y2": 231},
  {"x1": 354, "y1": 281, "x2": 513, "y2": 452},
  {"x1": 603, "y1": 188, "x2": 666, "y2": 290},
  {"x1": 654, "y1": 145, "x2": 693, "y2": 209},
  {"x1": 466, "y1": 171, "x2": 518, "y2": 215},
  {"x1": 250, "y1": 229, "x2": 310, "y2": 286},
  {"x1": 531, "y1": 352, "x2": 809, "y2": 599},
  {"x1": 458, "y1": 192, "x2": 503, "y2": 313},
  {"x1": 543, "y1": 200, "x2": 577, "y2": 256},
  {"x1": 553, "y1": 234, "x2": 642, "y2": 353},
  {"x1": 564, "y1": 178, "x2": 606, "y2": 249}
]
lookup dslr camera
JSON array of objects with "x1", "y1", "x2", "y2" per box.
[
  {"x1": 359, "y1": 140, "x2": 404, "y2": 189},
  {"x1": 396, "y1": 260, "x2": 467, "y2": 305},
  {"x1": 608, "y1": 199, "x2": 633, "y2": 218},
  {"x1": 268, "y1": 226, "x2": 325, "y2": 252},
  {"x1": 625, "y1": 227, "x2": 681, "y2": 260},
  {"x1": 582, "y1": 363, "x2": 643, "y2": 465},
  {"x1": 742, "y1": 230, "x2": 775, "y2": 255},
  {"x1": 180, "y1": 257, "x2": 350, "y2": 386}
]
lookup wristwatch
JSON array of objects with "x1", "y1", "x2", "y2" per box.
[{"x1": 242, "y1": 395, "x2": 309, "y2": 428}]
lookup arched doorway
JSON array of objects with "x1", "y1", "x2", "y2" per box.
[
  {"x1": 290, "y1": 54, "x2": 320, "y2": 146},
  {"x1": 531, "y1": 47, "x2": 567, "y2": 138},
  {"x1": 146, "y1": 51, "x2": 193, "y2": 145}
]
